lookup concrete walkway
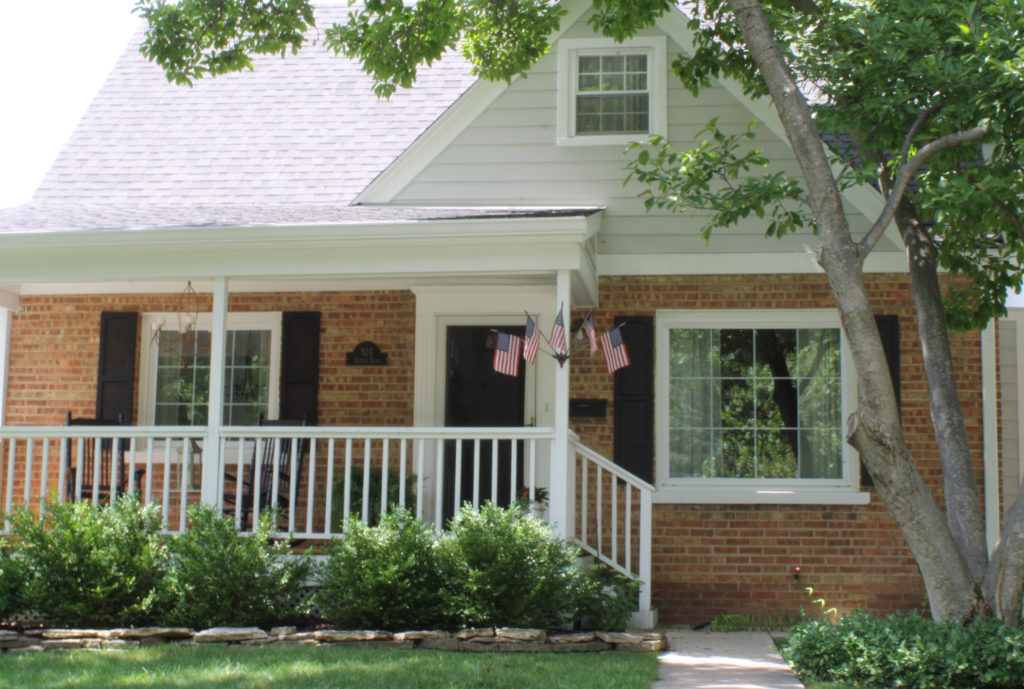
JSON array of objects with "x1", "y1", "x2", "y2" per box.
[{"x1": 652, "y1": 629, "x2": 805, "y2": 689}]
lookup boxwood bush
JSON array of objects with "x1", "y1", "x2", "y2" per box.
[
  {"x1": 316, "y1": 508, "x2": 453, "y2": 630},
  {"x1": 5, "y1": 495, "x2": 166, "y2": 627},
  {"x1": 782, "y1": 611, "x2": 1024, "y2": 689},
  {"x1": 0, "y1": 535, "x2": 25, "y2": 621},
  {"x1": 156, "y1": 505, "x2": 311, "y2": 628},
  {"x1": 438, "y1": 502, "x2": 582, "y2": 629}
]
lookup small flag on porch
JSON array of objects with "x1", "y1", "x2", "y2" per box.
[
  {"x1": 582, "y1": 312, "x2": 598, "y2": 354},
  {"x1": 493, "y1": 331, "x2": 522, "y2": 376},
  {"x1": 600, "y1": 326, "x2": 630, "y2": 373},
  {"x1": 523, "y1": 315, "x2": 540, "y2": 364},
  {"x1": 550, "y1": 307, "x2": 568, "y2": 355}
]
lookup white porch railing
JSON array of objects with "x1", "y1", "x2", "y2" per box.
[
  {"x1": 568, "y1": 431, "x2": 655, "y2": 628},
  {"x1": 0, "y1": 425, "x2": 556, "y2": 539}
]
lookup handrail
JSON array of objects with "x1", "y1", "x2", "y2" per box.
[
  {"x1": 0, "y1": 425, "x2": 556, "y2": 439},
  {"x1": 570, "y1": 432, "x2": 656, "y2": 493}
]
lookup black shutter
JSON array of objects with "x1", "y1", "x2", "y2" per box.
[
  {"x1": 861, "y1": 314, "x2": 900, "y2": 486},
  {"x1": 280, "y1": 311, "x2": 320, "y2": 424},
  {"x1": 613, "y1": 315, "x2": 654, "y2": 483},
  {"x1": 96, "y1": 312, "x2": 138, "y2": 422}
]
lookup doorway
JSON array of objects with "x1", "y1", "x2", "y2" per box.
[{"x1": 443, "y1": 325, "x2": 526, "y2": 523}]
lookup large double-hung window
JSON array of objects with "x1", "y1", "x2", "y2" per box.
[{"x1": 656, "y1": 310, "x2": 860, "y2": 501}]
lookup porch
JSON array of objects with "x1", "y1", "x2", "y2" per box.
[{"x1": 0, "y1": 424, "x2": 654, "y2": 626}]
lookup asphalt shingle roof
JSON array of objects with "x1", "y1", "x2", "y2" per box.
[{"x1": 2, "y1": 5, "x2": 486, "y2": 232}]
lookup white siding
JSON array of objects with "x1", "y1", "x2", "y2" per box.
[{"x1": 391, "y1": 13, "x2": 894, "y2": 259}]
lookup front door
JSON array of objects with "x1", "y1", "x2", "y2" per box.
[{"x1": 443, "y1": 325, "x2": 525, "y2": 522}]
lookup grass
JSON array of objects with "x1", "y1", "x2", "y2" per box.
[{"x1": 0, "y1": 644, "x2": 661, "y2": 689}]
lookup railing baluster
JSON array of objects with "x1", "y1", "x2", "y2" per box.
[
  {"x1": 528, "y1": 438, "x2": 536, "y2": 504},
  {"x1": 361, "y1": 438, "x2": 371, "y2": 523},
  {"x1": 38, "y1": 438, "x2": 50, "y2": 513},
  {"x1": 381, "y1": 438, "x2": 390, "y2": 517},
  {"x1": 23, "y1": 438, "x2": 33, "y2": 509},
  {"x1": 398, "y1": 438, "x2": 407, "y2": 509},
  {"x1": 110, "y1": 437, "x2": 120, "y2": 504},
  {"x1": 596, "y1": 465, "x2": 603, "y2": 556},
  {"x1": 611, "y1": 478, "x2": 618, "y2": 567},
  {"x1": 472, "y1": 439, "x2": 480, "y2": 509},
  {"x1": 580, "y1": 447, "x2": 588, "y2": 546},
  {"x1": 75, "y1": 437, "x2": 84, "y2": 502},
  {"x1": 58, "y1": 436, "x2": 68, "y2": 504},
  {"x1": 324, "y1": 438, "x2": 336, "y2": 533},
  {"x1": 91, "y1": 437, "x2": 101, "y2": 507},
  {"x1": 416, "y1": 438, "x2": 425, "y2": 521},
  {"x1": 453, "y1": 439, "x2": 463, "y2": 517},
  {"x1": 253, "y1": 437, "x2": 264, "y2": 529},
  {"x1": 127, "y1": 438, "x2": 137, "y2": 494},
  {"x1": 509, "y1": 439, "x2": 518, "y2": 505},
  {"x1": 288, "y1": 436, "x2": 298, "y2": 533},
  {"x1": 144, "y1": 437, "x2": 154, "y2": 505},
  {"x1": 490, "y1": 439, "x2": 498, "y2": 504},
  {"x1": 306, "y1": 438, "x2": 316, "y2": 535},
  {"x1": 270, "y1": 438, "x2": 282, "y2": 523},
  {"x1": 179, "y1": 438, "x2": 188, "y2": 532},
  {"x1": 626, "y1": 485, "x2": 633, "y2": 574},
  {"x1": 235, "y1": 437, "x2": 246, "y2": 529},
  {"x1": 5, "y1": 439, "x2": 15, "y2": 529},
  {"x1": 162, "y1": 437, "x2": 172, "y2": 527},
  {"x1": 434, "y1": 440, "x2": 444, "y2": 531},
  {"x1": 343, "y1": 437, "x2": 352, "y2": 523}
]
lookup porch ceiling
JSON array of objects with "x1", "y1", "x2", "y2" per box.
[{"x1": 0, "y1": 206, "x2": 603, "y2": 306}]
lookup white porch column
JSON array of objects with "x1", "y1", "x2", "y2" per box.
[
  {"x1": 548, "y1": 269, "x2": 572, "y2": 539},
  {"x1": 0, "y1": 307, "x2": 10, "y2": 426},
  {"x1": 200, "y1": 277, "x2": 229, "y2": 506}
]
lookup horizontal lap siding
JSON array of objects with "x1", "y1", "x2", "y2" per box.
[{"x1": 570, "y1": 274, "x2": 985, "y2": 623}]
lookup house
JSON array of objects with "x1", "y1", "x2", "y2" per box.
[{"x1": 0, "y1": 1, "x2": 1014, "y2": 627}]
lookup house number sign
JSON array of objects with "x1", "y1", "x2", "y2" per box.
[{"x1": 346, "y1": 341, "x2": 389, "y2": 366}]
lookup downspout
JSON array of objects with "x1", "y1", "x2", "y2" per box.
[
  {"x1": 0, "y1": 306, "x2": 10, "y2": 427},
  {"x1": 982, "y1": 323, "x2": 1000, "y2": 552}
]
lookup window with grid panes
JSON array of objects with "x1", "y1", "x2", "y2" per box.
[{"x1": 575, "y1": 53, "x2": 650, "y2": 135}]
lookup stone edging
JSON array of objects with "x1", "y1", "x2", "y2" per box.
[{"x1": 0, "y1": 627, "x2": 665, "y2": 654}]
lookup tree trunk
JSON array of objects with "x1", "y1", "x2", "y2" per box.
[
  {"x1": 895, "y1": 204, "x2": 989, "y2": 582},
  {"x1": 726, "y1": 0, "x2": 983, "y2": 621},
  {"x1": 984, "y1": 488, "x2": 1024, "y2": 626}
]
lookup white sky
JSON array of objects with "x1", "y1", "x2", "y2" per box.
[
  {"x1": 0, "y1": 0, "x2": 140, "y2": 209},
  {"x1": 1, "y1": 2, "x2": 1020, "y2": 307}
]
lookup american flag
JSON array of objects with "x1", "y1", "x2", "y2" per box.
[
  {"x1": 600, "y1": 326, "x2": 630, "y2": 373},
  {"x1": 550, "y1": 307, "x2": 568, "y2": 354},
  {"x1": 582, "y1": 312, "x2": 598, "y2": 354},
  {"x1": 523, "y1": 315, "x2": 540, "y2": 364},
  {"x1": 493, "y1": 331, "x2": 522, "y2": 376}
]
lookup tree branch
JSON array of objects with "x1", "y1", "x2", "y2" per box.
[{"x1": 859, "y1": 125, "x2": 990, "y2": 256}]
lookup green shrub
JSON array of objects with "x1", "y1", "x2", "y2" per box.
[
  {"x1": 157, "y1": 505, "x2": 311, "y2": 628},
  {"x1": 316, "y1": 508, "x2": 452, "y2": 630},
  {"x1": 0, "y1": 536, "x2": 25, "y2": 621},
  {"x1": 5, "y1": 495, "x2": 166, "y2": 627},
  {"x1": 437, "y1": 502, "x2": 581, "y2": 629},
  {"x1": 332, "y1": 466, "x2": 417, "y2": 529},
  {"x1": 572, "y1": 564, "x2": 639, "y2": 632},
  {"x1": 782, "y1": 611, "x2": 1024, "y2": 689}
]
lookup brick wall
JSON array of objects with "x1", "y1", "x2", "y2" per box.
[
  {"x1": 571, "y1": 274, "x2": 985, "y2": 623},
  {"x1": 4, "y1": 290, "x2": 416, "y2": 427}
]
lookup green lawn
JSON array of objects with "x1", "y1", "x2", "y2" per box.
[{"x1": 0, "y1": 644, "x2": 661, "y2": 689}]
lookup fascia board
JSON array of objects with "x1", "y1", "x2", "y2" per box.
[
  {"x1": 354, "y1": 0, "x2": 593, "y2": 204},
  {"x1": 0, "y1": 217, "x2": 595, "y2": 283}
]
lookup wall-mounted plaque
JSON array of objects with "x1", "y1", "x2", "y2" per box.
[
  {"x1": 346, "y1": 341, "x2": 389, "y2": 366},
  {"x1": 569, "y1": 398, "x2": 607, "y2": 418}
]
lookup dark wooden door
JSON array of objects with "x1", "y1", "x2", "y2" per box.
[{"x1": 443, "y1": 325, "x2": 525, "y2": 523}]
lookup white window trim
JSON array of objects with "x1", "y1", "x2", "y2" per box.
[
  {"x1": 556, "y1": 36, "x2": 667, "y2": 146},
  {"x1": 138, "y1": 312, "x2": 282, "y2": 426},
  {"x1": 653, "y1": 308, "x2": 869, "y2": 505}
]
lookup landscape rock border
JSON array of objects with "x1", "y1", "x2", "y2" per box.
[{"x1": 0, "y1": 627, "x2": 665, "y2": 655}]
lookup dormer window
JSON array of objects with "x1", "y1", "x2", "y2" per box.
[{"x1": 557, "y1": 37, "x2": 666, "y2": 146}]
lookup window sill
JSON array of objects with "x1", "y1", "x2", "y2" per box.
[
  {"x1": 556, "y1": 133, "x2": 654, "y2": 147},
  {"x1": 653, "y1": 486, "x2": 871, "y2": 505}
]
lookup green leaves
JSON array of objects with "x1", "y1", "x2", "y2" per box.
[
  {"x1": 625, "y1": 119, "x2": 812, "y2": 241},
  {"x1": 135, "y1": 0, "x2": 316, "y2": 86}
]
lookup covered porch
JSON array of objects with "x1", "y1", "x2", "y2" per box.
[{"x1": 0, "y1": 207, "x2": 654, "y2": 626}]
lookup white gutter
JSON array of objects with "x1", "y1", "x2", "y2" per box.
[{"x1": 983, "y1": 323, "x2": 1000, "y2": 552}]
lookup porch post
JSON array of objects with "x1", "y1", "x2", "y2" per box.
[
  {"x1": 548, "y1": 269, "x2": 571, "y2": 539},
  {"x1": 200, "y1": 277, "x2": 229, "y2": 506}
]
